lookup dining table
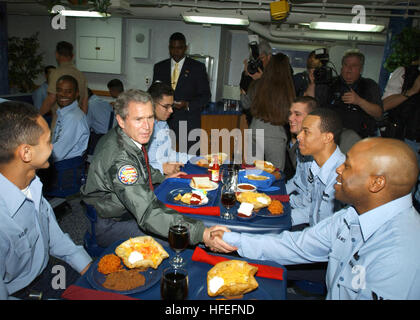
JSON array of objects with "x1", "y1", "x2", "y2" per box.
[
  {"x1": 61, "y1": 240, "x2": 287, "y2": 300},
  {"x1": 154, "y1": 159, "x2": 292, "y2": 235},
  {"x1": 60, "y1": 158, "x2": 290, "y2": 301}
]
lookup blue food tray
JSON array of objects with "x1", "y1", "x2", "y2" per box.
[{"x1": 154, "y1": 178, "x2": 220, "y2": 208}]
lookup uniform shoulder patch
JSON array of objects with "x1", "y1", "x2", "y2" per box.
[{"x1": 118, "y1": 165, "x2": 139, "y2": 185}]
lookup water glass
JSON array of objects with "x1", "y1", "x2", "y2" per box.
[{"x1": 161, "y1": 267, "x2": 189, "y2": 300}]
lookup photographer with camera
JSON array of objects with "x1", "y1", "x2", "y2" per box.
[
  {"x1": 312, "y1": 50, "x2": 383, "y2": 138},
  {"x1": 240, "y1": 38, "x2": 272, "y2": 125},
  {"x1": 317, "y1": 50, "x2": 383, "y2": 138},
  {"x1": 243, "y1": 52, "x2": 296, "y2": 171},
  {"x1": 242, "y1": 37, "x2": 272, "y2": 83},
  {"x1": 293, "y1": 51, "x2": 322, "y2": 97},
  {"x1": 382, "y1": 56, "x2": 420, "y2": 143},
  {"x1": 382, "y1": 55, "x2": 420, "y2": 211},
  {"x1": 240, "y1": 38, "x2": 273, "y2": 125}
]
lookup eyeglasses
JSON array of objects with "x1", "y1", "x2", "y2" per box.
[{"x1": 156, "y1": 102, "x2": 174, "y2": 110}]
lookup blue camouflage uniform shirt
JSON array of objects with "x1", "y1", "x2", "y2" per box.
[
  {"x1": 52, "y1": 100, "x2": 90, "y2": 162},
  {"x1": 224, "y1": 194, "x2": 420, "y2": 300},
  {"x1": 288, "y1": 146, "x2": 345, "y2": 226},
  {"x1": 86, "y1": 94, "x2": 114, "y2": 135},
  {"x1": 31, "y1": 82, "x2": 48, "y2": 111},
  {"x1": 0, "y1": 174, "x2": 92, "y2": 300},
  {"x1": 286, "y1": 141, "x2": 312, "y2": 209},
  {"x1": 148, "y1": 120, "x2": 193, "y2": 173}
]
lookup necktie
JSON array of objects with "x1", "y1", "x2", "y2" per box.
[
  {"x1": 141, "y1": 145, "x2": 154, "y2": 191},
  {"x1": 171, "y1": 62, "x2": 179, "y2": 90}
]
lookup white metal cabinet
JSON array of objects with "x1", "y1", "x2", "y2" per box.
[{"x1": 76, "y1": 18, "x2": 122, "y2": 74}]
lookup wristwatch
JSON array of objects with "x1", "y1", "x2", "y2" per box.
[{"x1": 402, "y1": 91, "x2": 410, "y2": 98}]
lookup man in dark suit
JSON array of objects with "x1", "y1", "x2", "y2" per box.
[{"x1": 152, "y1": 32, "x2": 211, "y2": 156}]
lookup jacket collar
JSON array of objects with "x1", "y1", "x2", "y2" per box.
[{"x1": 116, "y1": 126, "x2": 149, "y2": 155}]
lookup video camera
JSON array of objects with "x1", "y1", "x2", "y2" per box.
[
  {"x1": 247, "y1": 35, "x2": 264, "y2": 75},
  {"x1": 313, "y1": 48, "x2": 334, "y2": 85}
]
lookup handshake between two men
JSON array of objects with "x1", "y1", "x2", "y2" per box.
[{"x1": 203, "y1": 226, "x2": 237, "y2": 253}]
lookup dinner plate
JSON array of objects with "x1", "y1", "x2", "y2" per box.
[
  {"x1": 189, "y1": 154, "x2": 228, "y2": 169},
  {"x1": 189, "y1": 156, "x2": 209, "y2": 168},
  {"x1": 254, "y1": 207, "x2": 286, "y2": 218},
  {"x1": 167, "y1": 187, "x2": 212, "y2": 207},
  {"x1": 189, "y1": 180, "x2": 219, "y2": 192},
  {"x1": 238, "y1": 169, "x2": 275, "y2": 189},
  {"x1": 86, "y1": 256, "x2": 170, "y2": 295},
  {"x1": 234, "y1": 211, "x2": 257, "y2": 221}
]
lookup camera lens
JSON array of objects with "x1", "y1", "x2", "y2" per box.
[{"x1": 247, "y1": 59, "x2": 263, "y2": 75}]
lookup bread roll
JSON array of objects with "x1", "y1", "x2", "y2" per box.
[{"x1": 192, "y1": 177, "x2": 212, "y2": 189}]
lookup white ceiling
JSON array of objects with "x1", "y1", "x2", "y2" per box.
[
  {"x1": 4, "y1": 1, "x2": 420, "y2": 46},
  {"x1": 6, "y1": 1, "x2": 420, "y2": 21}
]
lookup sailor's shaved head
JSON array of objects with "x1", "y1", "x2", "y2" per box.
[
  {"x1": 357, "y1": 138, "x2": 418, "y2": 196},
  {"x1": 335, "y1": 137, "x2": 419, "y2": 213}
]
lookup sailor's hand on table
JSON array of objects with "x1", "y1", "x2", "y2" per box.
[{"x1": 203, "y1": 226, "x2": 237, "y2": 253}]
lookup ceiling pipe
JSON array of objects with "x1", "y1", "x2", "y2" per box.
[
  {"x1": 247, "y1": 21, "x2": 333, "y2": 46},
  {"x1": 152, "y1": 0, "x2": 420, "y2": 12},
  {"x1": 292, "y1": 1, "x2": 420, "y2": 11},
  {"x1": 148, "y1": 5, "x2": 420, "y2": 20},
  {"x1": 270, "y1": 25, "x2": 387, "y2": 44},
  {"x1": 133, "y1": 1, "x2": 269, "y2": 10},
  {"x1": 204, "y1": 0, "x2": 420, "y2": 11},
  {"x1": 291, "y1": 8, "x2": 420, "y2": 19},
  {"x1": 149, "y1": 1, "x2": 420, "y2": 18},
  {"x1": 248, "y1": 22, "x2": 386, "y2": 45}
]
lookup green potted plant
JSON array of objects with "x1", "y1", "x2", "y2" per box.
[
  {"x1": 8, "y1": 32, "x2": 44, "y2": 93},
  {"x1": 68, "y1": 1, "x2": 112, "y2": 15},
  {"x1": 384, "y1": 27, "x2": 420, "y2": 72},
  {"x1": 44, "y1": 1, "x2": 111, "y2": 15},
  {"x1": 89, "y1": 0, "x2": 111, "y2": 15}
]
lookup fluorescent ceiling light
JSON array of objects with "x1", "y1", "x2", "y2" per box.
[
  {"x1": 51, "y1": 8, "x2": 111, "y2": 18},
  {"x1": 309, "y1": 21, "x2": 384, "y2": 32},
  {"x1": 182, "y1": 12, "x2": 249, "y2": 26}
]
